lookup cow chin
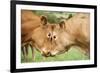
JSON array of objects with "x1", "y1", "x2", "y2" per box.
[
  {"x1": 50, "y1": 46, "x2": 70, "y2": 56},
  {"x1": 50, "y1": 51, "x2": 59, "y2": 56}
]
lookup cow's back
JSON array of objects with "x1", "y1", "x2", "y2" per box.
[{"x1": 65, "y1": 13, "x2": 90, "y2": 43}]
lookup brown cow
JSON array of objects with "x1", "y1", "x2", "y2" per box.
[
  {"x1": 60, "y1": 13, "x2": 90, "y2": 56},
  {"x1": 31, "y1": 24, "x2": 59, "y2": 57},
  {"x1": 38, "y1": 13, "x2": 90, "y2": 58},
  {"x1": 21, "y1": 10, "x2": 48, "y2": 61},
  {"x1": 22, "y1": 11, "x2": 90, "y2": 61},
  {"x1": 21, "y1": 10, "x2": 47, "y2": 43}
]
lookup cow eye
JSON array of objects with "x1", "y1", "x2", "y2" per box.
[
  {"x1": 47, "y1": 33, "x2": 51, "y2": 37},
  {"x1": 53, "y1": 35, "x2": 56, "y2": 39}
]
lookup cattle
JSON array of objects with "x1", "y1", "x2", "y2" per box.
[
  {"x1": 21, "y1": 12, "x2": 90, "y2": 61},
  {"x1": 21, "y1": 10, "x2": 48, "y2": 61},
  {"x1": 38, "y1": 13, "x2": 90, "y2": 58}
]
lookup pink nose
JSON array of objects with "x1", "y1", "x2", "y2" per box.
[
  {"x1": 41, "y1": 48, "x2": 50, "y2": 57},
  {"x1": 41, "y1": 48, "x2": 56, "y2": 57}
]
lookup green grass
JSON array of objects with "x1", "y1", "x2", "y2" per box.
[{"x1": 21, "y1": 47, "x2": 89, "y2": 63}]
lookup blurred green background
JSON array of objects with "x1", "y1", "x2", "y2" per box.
[
  {"x1": 21, "y1": 10, "x2": 89, "y2": 63},
  {"x1": 34, "y1": 10, "x2": 76, "y2": 23}
]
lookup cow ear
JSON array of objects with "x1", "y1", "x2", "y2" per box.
[
  {"x1": 40, "y1": 15, "x2": 47, "y2": 25},
  {"x1": 59, "y1": 20, "x2": 66, "y2": 29}
]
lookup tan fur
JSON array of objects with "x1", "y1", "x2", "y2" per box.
[
  {"x1": 21, "y1": 10, "x2": 42, "y2": 43},
  {"x1": 37, "y1": 13, "x2": 90, "y2": 57},
  {"x1": 31, "y1": 24, "x2": 57, "y2": 57},
  {"x1": 48, "y1": 13, "x2": 90, "y2": 57},
  {"x1": 21, "y1": 12, "x2": 90, "y2": 59},
  {"x1": 64, "y1": 13, "x2": 90, "y2": 55}
]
